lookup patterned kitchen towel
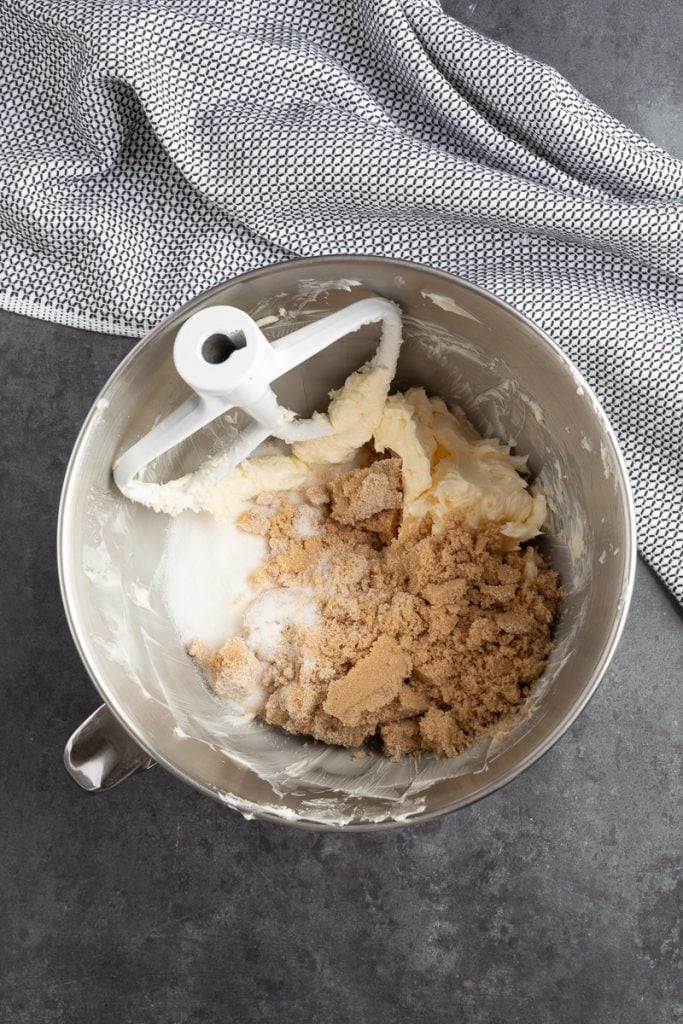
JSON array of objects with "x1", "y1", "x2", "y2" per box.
[{"x1": 0, "y1": 0, "x2": 681, "y2": 600}]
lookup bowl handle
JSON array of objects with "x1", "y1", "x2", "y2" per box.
[{"x1": 64, "y1": 705, "x2": 155, "y2": 792}]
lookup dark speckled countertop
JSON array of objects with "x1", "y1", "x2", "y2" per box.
[{"x1": 1, "y1": 2, "x2": 681, "y2": 1022}]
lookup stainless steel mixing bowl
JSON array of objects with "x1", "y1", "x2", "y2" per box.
[{"x1": 59, "y1": 256, "x2": 636, "y2": 829}]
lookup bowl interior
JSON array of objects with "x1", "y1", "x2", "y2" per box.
[{"x1": 60, "y1": 258, "x2": 634, "y2": 828}]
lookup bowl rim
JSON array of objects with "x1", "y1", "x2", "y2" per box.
[{"x1": 57, "y1": 254, "x2": 638, "y2": 831}]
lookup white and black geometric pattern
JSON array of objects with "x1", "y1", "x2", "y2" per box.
[{"x1": 1, "y1": 0, "x2": 681, "y2": 601}]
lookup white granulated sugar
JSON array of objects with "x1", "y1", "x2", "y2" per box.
[
  {"x1": 240, "y1": 682, "x2": 268, "y2": 714},
  {"x1": 314, "y1": 554, "x2": 336, "y2": 598},
  {"x1": 220, "y1": 654, "x2": 268, "y2": 714},
  {"x1": 242, "y1": 587, "x2": 318, "y2": 662},
  {"x1": 294, "y1": 504, "x2": 322, "y2": 538},
  {"x1": 163, "y1": 509, "x2": 266, "y2": 648}
]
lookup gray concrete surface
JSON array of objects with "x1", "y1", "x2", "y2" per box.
[
  {"x1": 1, "y1": 2, "x2": 681, "y2": 1022},
  {"x1": 444, "y1": 0, "x2": 683, "y2": 158}
]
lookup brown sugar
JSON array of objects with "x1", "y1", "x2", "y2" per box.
[
  {"x1": 196, "y1": 458, "x2": 561, "y2": 759},
  {"x1": 189, "y1": 636, "x2": 265, "y2": 703},
  {"x1": 323, "y1": 635, "x2": 412, "y2": 726},
  {"x1": 329, "y1": 457, "x2": 403, "y2": 543},
  {"x1": 329, "y1": 457, "x2": 403, "y2": 520}
]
